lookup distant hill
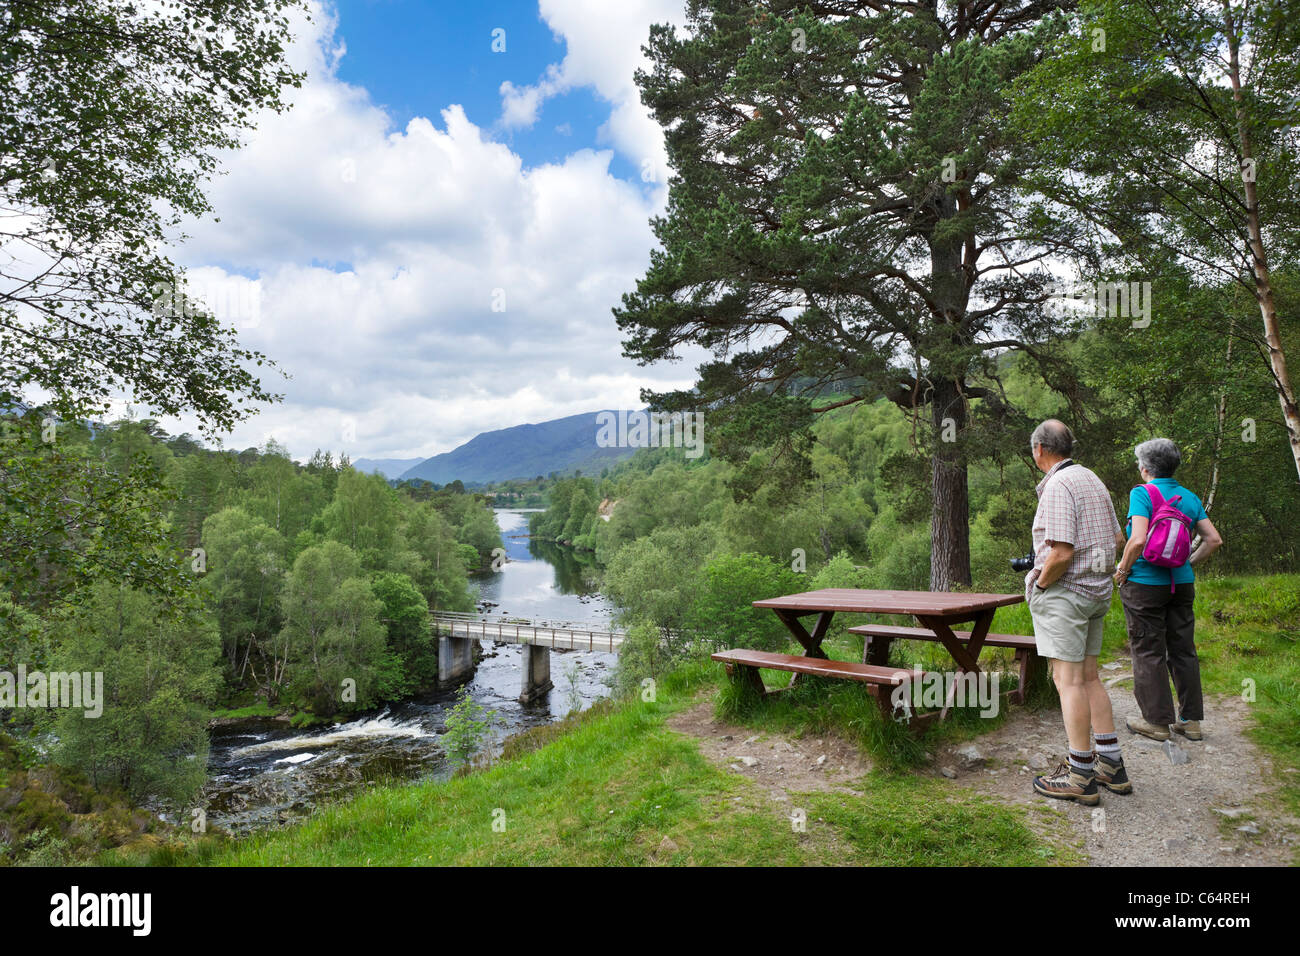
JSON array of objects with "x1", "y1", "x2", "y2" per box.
[
  {"x1": 397, "y1": 411, "x2": 636, "y2": 485},
  {"x1": 350, "y1": 457, "x2": 424, "y2": 479}
]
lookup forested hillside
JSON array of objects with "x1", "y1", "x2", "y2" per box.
[{"x1": 0, "y1": 414, "x2": 501, "y2": 828}]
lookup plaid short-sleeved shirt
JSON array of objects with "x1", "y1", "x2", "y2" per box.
[{"x1": 1027, "y1": 459, "x2": 1122, "y2": 603}]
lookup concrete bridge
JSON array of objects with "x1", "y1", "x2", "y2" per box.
[{"x1": 430, "y1": 611, "x2": 625, "y2": 704}]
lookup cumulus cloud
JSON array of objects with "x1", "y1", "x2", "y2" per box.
[
  {"x1": 158, "y1": 1, "x2": 702, "y2": 461},
  {"x1": 495, "y1": 0, "x2": 689, "y2": 184}
]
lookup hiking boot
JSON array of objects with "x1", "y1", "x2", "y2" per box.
[
  {"x1": 1033, "y1": 762, "x2": 1100, "y2": 806},
  {"x1": 1173, "y1": 718, "x2": 1203, "y2": 741},
  {"x1": 1126, "y1": 715, "x2": 1171, "y2": 741},
  {"x1": 1094, "y1": 753, "x2": 1132, "y2": 795}
]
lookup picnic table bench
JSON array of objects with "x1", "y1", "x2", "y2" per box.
[
  {"x1": 711, "y1": 588, "x2": 1031, "y2": 726},
  {"x1": 845, "y1": 624, "x2": 1043, "y2": 706}
]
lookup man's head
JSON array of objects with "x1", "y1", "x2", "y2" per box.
[{"x1": 1030, "y1": 419, "x2": 1075, "y2": 473}]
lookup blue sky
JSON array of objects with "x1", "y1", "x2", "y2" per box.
[
  {"x1": 164, "y1": 1, "x2": 695, "y2": 461},
  {"x1": 333, "y1": 0, "x2": 637, "y2": 180}
]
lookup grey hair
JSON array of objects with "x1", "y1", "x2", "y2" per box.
[
  {"x1": 1135, "y1": 437, "x2": 1181, "y2": 478},
  {"x1": 1030, "y1": 419, "x2": 1075, "y2": 457}
]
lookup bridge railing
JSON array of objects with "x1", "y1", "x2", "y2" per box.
[
  {"x1": 430, "y1": 612, "x2": 734, "y2": 655},
  {"x1": 430, "y1": 612, "x2": 624, "y2": 652}
]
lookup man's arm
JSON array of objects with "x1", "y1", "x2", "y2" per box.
[
  {"x1": 1034, "y1": 478, "x2": 1077, "y2": 588},
  {"x1": 1037, "y1": 541, "x2": 1075, "y2": 588}
]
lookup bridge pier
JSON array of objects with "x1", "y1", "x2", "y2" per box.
[
  {"x1": 438, "y1": 634, "x2": 477, "y2": 685},
  {"x1": 519, "y1": 644, "x2": 553, "y2": 704}
]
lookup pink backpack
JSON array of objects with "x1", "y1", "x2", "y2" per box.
[{"x1": 1140, "y1": 483, "x2": 1193, "y2": 591}]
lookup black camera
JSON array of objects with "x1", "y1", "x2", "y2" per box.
[{"x1": 1010, "y1": 552, "x2": 1035, "y2": 572}]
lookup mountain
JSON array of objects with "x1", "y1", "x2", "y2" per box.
[
  {"x1": 350, "y1": 457, "x2": 424, "y2": 479},
  {"x1": 397, "y1": 410, "x2": 636, "y2": 485}
]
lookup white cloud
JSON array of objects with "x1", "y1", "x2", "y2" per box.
[
  {"x1": 495, "y1": 0, "x2": 689, "y2": 183},
  {"x1": 160, "y1": 1, "x2": 703, "y2": 461}
]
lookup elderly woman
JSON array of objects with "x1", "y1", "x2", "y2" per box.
[{"x1": 1114, "y1": 438, "x2": 1223, "y2": 742}]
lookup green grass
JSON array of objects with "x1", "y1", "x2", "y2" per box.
[
  {"x1": 115, "y1": 663, "x2": 1064, "y2": 867},
  {"x1": 1190, "y1": 576, "x2": 1300, "y2": 824},
  {"x1": 802, "y1": 777, "x2": 1082, "y2": 865}
]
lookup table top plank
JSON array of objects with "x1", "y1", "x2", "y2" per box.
[{"x1": 753, "y1": 588, "x2": 1024, "y2": 616}]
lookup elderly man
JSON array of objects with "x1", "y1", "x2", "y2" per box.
[{"x1": 1026, "y1": 420, "x2": 1129, "y2": 805}]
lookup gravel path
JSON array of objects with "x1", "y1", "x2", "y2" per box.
[
  {"x1": 669, "y1": 671, "x2": 1296, "y2": 865},
  {"x1": 931, "y1": 672, "x2": 1296, "y2": 866}
]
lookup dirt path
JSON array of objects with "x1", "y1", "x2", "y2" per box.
[
  {"x1": 667, "y1": 670, "x2": 1296, "y2": 866},
  {"x1": 666, "y1": 701, "x2": 873, "y2": 806}
]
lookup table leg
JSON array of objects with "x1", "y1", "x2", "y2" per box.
[
  {"x1": 724, "y1": 662, "x2": 768, "y2": 698},
  {"x1": 774, "y1": 609, "x2": 831, "y2": 691},
  {"x1": 963, "y1": 609, "x2": 995, "y2": 662},
  {"x1": 862, "y1": 634, "x2": 892, "y2": 666},
  {"x1": 917, "y1": 610, "x2": 994, "y2": 719},
  {"x1": 916, "y1": 613, "x2": 984, "y2": 673},
  {"x1": 774, "y1": 609, "x2": 831, "y2": 658}
]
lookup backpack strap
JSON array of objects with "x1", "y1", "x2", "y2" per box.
[{"x1": 1143, "y1": 482, "x2": 1166, "y2": 512}]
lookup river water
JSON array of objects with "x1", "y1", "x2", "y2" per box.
[{"x1": 202, "y1": 509, "x2": 618, "y2": 835}]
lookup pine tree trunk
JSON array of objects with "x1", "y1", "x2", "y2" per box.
[
  {"x1": 930, "y1": 377, "x2": 972, "y2": 591},
  {"x1": 926, "y1": 185, "x2": 974, "y2": 591}
]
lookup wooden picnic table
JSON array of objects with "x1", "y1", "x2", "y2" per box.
[
  {"x1": 751, "y1": 588, "x2": 1024, "y2": 675},
  {"x1": 714, "y1": 588, "x2": 1031, "y2": 723}
]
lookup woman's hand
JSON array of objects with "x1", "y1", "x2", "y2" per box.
[{"x1": 1113, "y1": 566, "x2": 1129, "y2": 586}]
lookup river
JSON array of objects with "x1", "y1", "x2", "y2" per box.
[{"x1": 202, "y1": 509, "x2": 617, "y2": 835}]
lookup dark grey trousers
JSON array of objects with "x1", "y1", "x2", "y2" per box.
[{"x1": 1119, "y1": 580, "x2": 1203, "y2": 724}]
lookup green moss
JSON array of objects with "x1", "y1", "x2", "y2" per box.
[{"x1": 210, "y1": 701, "x2": 281, "y2": 720}]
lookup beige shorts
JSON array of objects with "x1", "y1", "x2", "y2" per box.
[{"x1": 1029, "y1": 584, "x2": 1110, "y2": 662}]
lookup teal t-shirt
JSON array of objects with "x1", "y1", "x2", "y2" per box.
[{"x1": 1126, "y1": 478, "x2": 1208, "y2": 586}]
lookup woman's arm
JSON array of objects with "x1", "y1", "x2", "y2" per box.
[
  {"x1": 1189, "y1": 517, "x2": 1222, "y2": 566},
  {"x1": 1115, "y1": 515, "x2": 1148, "y2": 583}
]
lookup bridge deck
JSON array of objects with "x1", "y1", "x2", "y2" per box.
[{"x1": 431, "y1": 613, "x2": 624, "y2": 652}]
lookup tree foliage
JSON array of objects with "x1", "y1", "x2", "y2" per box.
[
  {"x1": 617, "y1": 0, "x2": 1086, "y2": 589},
  {"x1": 46, "y1": 582, "x2": 221, "y2": 808},
  {"x1": 0, "y1": 0, "x2": 307, "y2": 431},
  {"x1": 1011, "y1": 0, "x2": 1300, "y2": 480}
]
